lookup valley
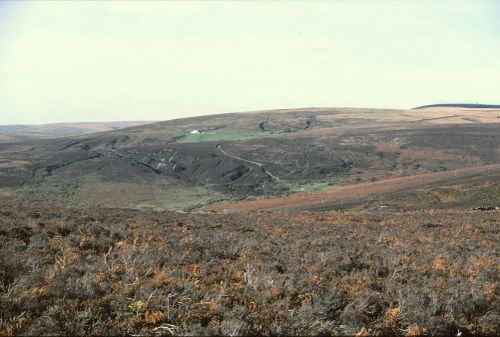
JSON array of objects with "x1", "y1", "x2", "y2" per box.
[
  {"x1": 0, "y1": 106, "x2": 498, "y2": 211},
  {"x1": 0, "y1": 106, "x2": 499, "y2": 336}
]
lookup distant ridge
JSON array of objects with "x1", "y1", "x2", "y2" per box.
[{"x1": 414, "y1": 103, "x2": 500, "y2": 109}]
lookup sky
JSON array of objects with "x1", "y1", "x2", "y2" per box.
[{"x1": 0, "y1": 1, "x2": 499, "y2": 125}]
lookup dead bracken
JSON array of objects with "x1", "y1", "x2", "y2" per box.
[{"x1": 0, "y1": 201, "x2": 498, "y2": 336}]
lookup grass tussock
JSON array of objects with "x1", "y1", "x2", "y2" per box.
[{"x1": 0, "y1": 203, "x2": 498, "y2": 336}]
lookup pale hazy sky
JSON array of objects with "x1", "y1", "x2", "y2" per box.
[{"x1": 0, "y1": 1, "x2": 499, "y2": 125}]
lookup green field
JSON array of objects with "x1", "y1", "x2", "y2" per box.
[
  {"x1": 178, "y1": 132, "x2": 259, "y2": 143},
  {"x1": 285, "y1": 182, "x2": 332, "y2": 193}
]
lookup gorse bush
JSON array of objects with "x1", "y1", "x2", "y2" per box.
[{"x1": 0, "y1": 203, "x2": 498, "y2": 336}]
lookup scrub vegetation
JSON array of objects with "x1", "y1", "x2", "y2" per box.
[
  {"x1": 0, "y1": 202, "x2": 498, "y2": 336},
  {"x1": 1, "y1": 107, "x2": 498, "y2": 211},
  {"x1": 0, "y1": 107, "x2": 498, "y2": 336}
]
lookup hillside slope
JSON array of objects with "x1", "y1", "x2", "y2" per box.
[
  {"x1": 414, "y1": 103, "x2": 500, "y2": 109},
  {"x1": 0, "y1": 121, "x2": 154, "y2": 143},
  {"x1": 0, "y1": 107, "x2": 499, "y2": 210}
]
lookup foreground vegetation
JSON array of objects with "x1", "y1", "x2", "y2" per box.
[{"x1": 0, "y1": 202, "x2": 498, "y2": 336}]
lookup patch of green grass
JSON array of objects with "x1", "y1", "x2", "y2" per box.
[
  {"x1": 285, "y1": 182, "x2": 332, "y2": 193},
  {"x1": 178, "y1": 132, "x2": 258, "y2": 143}
]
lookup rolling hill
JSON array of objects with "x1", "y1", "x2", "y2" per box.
[
  {"x1": 1, "y1": 106, "x2": 499, "y2": 336},
  {"x1": 0, "y1": 107, "x2": 499, "y2": 211},
  {"x1": 0, "y1": 121, "x2": 154, "y2": 143},
  {"x1": 414, "y1": 103, "x2": 500, "y2": 109}
]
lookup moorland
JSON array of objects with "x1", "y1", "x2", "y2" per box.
[
  {"x1": 0, "y1": 105, "x2": 498, "y2": 336},
  {"x1": 0, "y1": 106, "x2": 498, "y2": 211},
  {"x1": 0, "y1": 202, "x2": 498, "y2": 336}
]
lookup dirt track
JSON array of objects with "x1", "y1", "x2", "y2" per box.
[{"x1": 208, "y1": 164, "x2": 500, "y2": 211}]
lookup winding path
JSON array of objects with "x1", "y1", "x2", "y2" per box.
[{"x1": 217, "y1": 144, "x2": 280, "y2": 181}]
